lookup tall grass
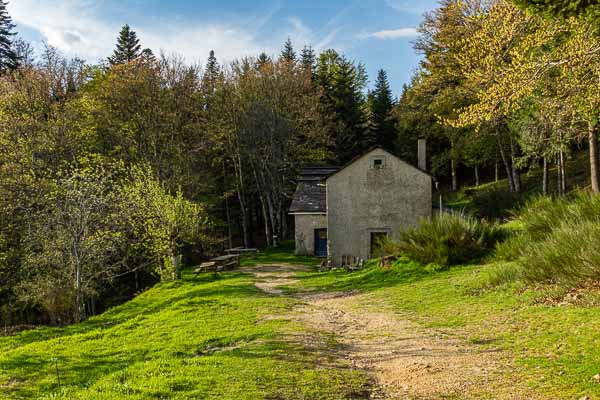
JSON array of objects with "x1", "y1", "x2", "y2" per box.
[
  {"x1": 493, "y1": 191, "x2": 600, "y2": 287},
  {"x1": 385, "y1": 213, "x2": 505, "y2": 268}
]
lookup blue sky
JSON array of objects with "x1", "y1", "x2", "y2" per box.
[{"x1": 10, "y1": 0, "x2": 439, "y2": 95}]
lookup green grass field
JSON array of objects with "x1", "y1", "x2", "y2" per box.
[
  {"x1": 0, "y1": 271, "x2": 368, "y2": 399},
  {"x1": 1, "y1": 246, "x2": 599, "y2": 399}
]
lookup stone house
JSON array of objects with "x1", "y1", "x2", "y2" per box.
[{"x1": 289, "y1": 146, "x2": 432, "y2": 266}]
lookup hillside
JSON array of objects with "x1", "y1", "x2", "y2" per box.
[
  {"x1": 2, "y1": 244, "x2": 599, "y2": 399},
  {"x1": 0, "y1": 267, "x2": 368, "y2": 399}
]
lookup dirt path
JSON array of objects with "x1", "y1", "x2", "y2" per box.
[{"x1": 243, "y1": 264, "x2": 530, "y2": 400}]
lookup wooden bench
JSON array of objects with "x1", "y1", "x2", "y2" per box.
[{"x1": 193, "y1": 254, "x2": 240, "y2": 276}]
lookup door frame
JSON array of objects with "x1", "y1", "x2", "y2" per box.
[{"x1": 314, "y1": 228, "x2": 328, "y2": 257}]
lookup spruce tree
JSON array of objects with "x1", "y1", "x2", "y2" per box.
[
  {"x1": 332, "y1": 57, "x2": 370, "y2": 161},
  {"x1": 203, "y1": 50, "x2": 222, "y2": 107},
  {"x1": 108, "y1": 24, "x2": 142, "y2": 65},
  {"x1": 280, "y1": 38, "x2": 296, "y2": 63},
  {"x1": 370, "y1": 69, "x2": 397, "y2": 151},
  {"x1": 0, "y1": 0, "x2": 18, "y2": 73},
  {"x1": 314, "y1": 50, "x2": 372, "y2": 162},
  {"x1": 255, "y1": 52, "x2": 271, "y2": 70},
  {"x1": 300, "y1": 45, "x2": 316, "y2": 72},
  {"x1": 205, "y1": 50, "x2": 219, "y2": 77}
]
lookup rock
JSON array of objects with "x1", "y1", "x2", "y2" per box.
[{"x1": 578, "y1": 396, "x2": 590, "y2": 400}]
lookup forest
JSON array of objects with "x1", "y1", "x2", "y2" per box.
[{"x1": 0, "y1": 0, "x2": 598, "y2": 328}]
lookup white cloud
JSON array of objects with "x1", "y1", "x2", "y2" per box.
[
  {"x1": 286, "y1": 16, "x2": 339, "y2": 52},
  {"x1": 385, "y1": 0, "x2": 430, "y2": 14},
  {"x1": 8, "y1": 0, "x2": 272, "y2": 64},
  {"x1": 362, "y1": 27, "x2": 419, "y2": 40}
]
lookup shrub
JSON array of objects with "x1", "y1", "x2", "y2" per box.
[
  {"x1": 521, "y1": 220, "x2": 600, "y2": 286},
  {"x1": 471, "y1": 188, "x2": 523, "y2": 220},
  {"x1": 492, "y1": 191, "x2": 600, "y2": 287},
  {"x1": 390, "y1": 213, "x2": 505, "y2": 268}
]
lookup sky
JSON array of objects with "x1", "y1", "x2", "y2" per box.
[{"x1": 9, "y1": 0, "x2": 440, "y2": 96}]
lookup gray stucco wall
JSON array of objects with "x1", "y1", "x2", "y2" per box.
[
  {"x1": 326, "y1": 148, "x2": 432, "y2": 266},
  {"x1": 294, "y1": 214, "x2": 327, "y2": 256}
]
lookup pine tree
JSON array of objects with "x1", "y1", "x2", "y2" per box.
[
  {"x1": 140, "y1": 48, "x2": 156, "y2": 63},
  {"x1": 0, "y1": 0, "x2": 18, "y2": 73},
  {"x1": 108, "y1": 24, "x2": 142, "y2": 65},
  {"x1": 300, "y1": 45, "x2": 316, "y2": 73},
  {"x1": 315, "y1": 50, "x2": 370, "y2": 162},
  {"x1": 203, "y1": 50, "x2": 222, "y2": 107},
  {"x1": 280, "y1": 38, "x2": 296, "y2": 63},
  {"x1": 255, "y1": 52, "x2": 271, "y2": 70},
  {"x1": 333, "y1": 57, "x2": 370, "y2": 161},
  {"x1": 370, "y1": 69, "x2": 397, "y2": 151}
]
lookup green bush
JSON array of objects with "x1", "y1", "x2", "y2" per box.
[
  {"x1": 388, "y1": 213, "x2": 505, "y2": 268},
  {"x1": 493, "y1": 191, "x2": 600, "y2": 287},
  {"x1": 521, "y1": 220, "x2": 600, "y2": 286},
  {"x1": 471, "y1": 188, "x2": 523, "y2": 220}
]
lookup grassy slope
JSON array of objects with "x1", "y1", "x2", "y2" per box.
[
  {"x1": 292, "y1": 260, "x2": 600, "y2": 399},
  {"x1": 2, "y1": 243, "x2": 598, "y2": 398},
  {"x1": 0, "y1": 271, "x2": 367, "y2": 399},
  {"x1": 444, "y1": 151, "x2": 590, "y2": 219}
]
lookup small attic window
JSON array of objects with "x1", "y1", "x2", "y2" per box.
[{"x1": 370, "y1": 156, "x2": 386, "y2": 169}]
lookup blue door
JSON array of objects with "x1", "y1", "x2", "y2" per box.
[{"x1": 314, "y1": 229, "x2": 328, "y2": 257}]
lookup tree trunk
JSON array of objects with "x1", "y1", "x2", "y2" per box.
[
  {"x1": 495, "y1": 157, "x2": 499, "y2": 182},
  {"x1": 557, "y1": 155, "x2": 562, "y2": 195},
  {"x1": 75, "y1": 261, "x2": 83, "y2": 323},
  {"x1": 237, "y1": 190, "x2": 250, "y2": 248},
  {"x1": 223, "y1": 163, "x2": 233, "y2": 249},
  {"x1": 496, "y1": 132, "x2": 514, "y2": 192},
  {"x1": 265, "y1": 194, "x2": 278, "y2": 247},
  {"x1": 560, "y1": 151, "x2": 566, "y2": 194},
  {"x1": 451, "y1": 158, "x2": 458, "y2": 192},
  {"x1": 474, "y1": 165, "x2": 480, "y2": 187},
  {"x1": 258, "y1": 194, "x2": 272, "y2": 247},
  {"x1": 510, "y1": 136, "x2": 521, "y2": 193},
  {"x1": 281, "y1": 209, "x2": 288, "y2": 241},
  {"x1": 589, "y1": 123, "x2": 599, "y2": 193},
  {"x1": 542, "y1": 157, "x2": 548, "y2": 196}
]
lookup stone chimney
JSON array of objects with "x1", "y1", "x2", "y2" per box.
[{"x1": 418, "y1": 139, "x2": 427, "y2": 171}]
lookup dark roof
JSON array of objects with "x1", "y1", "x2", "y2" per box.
[
  {"x1": 290, "y1": 148, "x2": 433, "y2": 214},
  {"x1": 289, "y1": 182, "x2": 327, "y2": 213},
  {"x1": 289, "y1": 167, "x2": 339, "y2": 213},
  {"x1": 298, "y1": 167, "x2": 341, "y2": 181}
]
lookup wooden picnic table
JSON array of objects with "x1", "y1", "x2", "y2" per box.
[{"x1": 193, "y1": 254, "x2": 240, "y2": 276}]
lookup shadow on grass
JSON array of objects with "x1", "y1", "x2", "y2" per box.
[{"x1": 240, "y1": 241, "x2": 321, "y2": 268}]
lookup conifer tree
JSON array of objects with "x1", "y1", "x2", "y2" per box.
[
  {"x1": 280, "y1": 38, "x2": 296, "y2": 63},
  {"x1": 315, "y1": 50, "x2": 370, "y2": 162},
  {"x1": 255, "y1": 52, "x2": 271, "y2": 70},
  {"x1": 0, "y1": 0, "x2": 18, "y2": 73},
  {"x1": 140, "y1": 48, "x2": 156, "y2": 63},
  {"x1": 203, "y1": 50, "x2": 222, "y2": 107},
  {"x1": 370, "y1": 69, "x2": 397, "y2": 151},
  {"x1": 300, "y1": 45, "x2": 316, "y2": 72},
  {"x1": 108, "y1": 24, "x2": 142, "y2": 65}
]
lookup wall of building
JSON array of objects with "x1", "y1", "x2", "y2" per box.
[
  {"x1": 326, "y1": 148, "x2": 432, "y2": 266},
  {"x1": 293, "y1": 213, "x2": 327, "y2": 256}
]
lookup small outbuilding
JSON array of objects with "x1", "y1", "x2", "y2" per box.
[{"x1": 289, "y1": 146, "x2": 433, "y2": 266}]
